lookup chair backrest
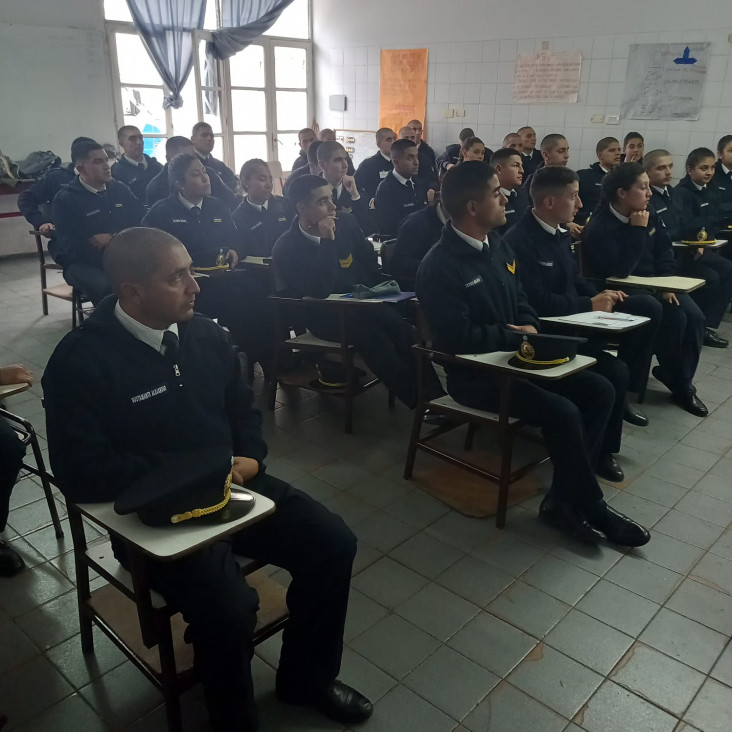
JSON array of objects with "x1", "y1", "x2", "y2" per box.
[
  {"x1": 268, "y1": 160, "x2": 285, "y2": 196},
  {"x1": 379, "y1": 238, "x2": 397, "y2": 276}
]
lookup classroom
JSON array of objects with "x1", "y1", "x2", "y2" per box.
[{"x1": 1, "y1": 0, "x2": 732, "y2": 730}]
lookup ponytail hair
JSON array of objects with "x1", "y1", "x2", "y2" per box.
[{"x1": 600, "y1": 161, "x2": 644, "y2": 206}]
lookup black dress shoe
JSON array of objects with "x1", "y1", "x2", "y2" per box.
[
  {"x1": 587, "y1": 504, "x2": 650, "y2": 547},
  {"x1": 595, "y1": 453, "x2": 625, "y2": 483},
  {"x1": 623, "y1": 402, "x2": 649, "y2": 427},
  {"x1": 423, "y1": 409, "x2": 449, "y2": 426},
  {"x1": 703, "y1": 328, "x2": 729, "y2": 348},
  {"x1": 539, "y1": 497, "x2": 605, "y2": 544},
  {"x1": 0, "y1": 541, "x2": 25, "y2": 577},
  {"x1": 671, "y1": 390, "x2": 709, "y2": 418},
  {"x1": 278, "y1": 681, "x2": 373, "y2": 725}
]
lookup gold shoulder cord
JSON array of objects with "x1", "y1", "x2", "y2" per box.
[
  {"x1": 514, "y1": 353, "x2": 570, "y2": 366},
  {"x1": 170, "y1": 470, "x2": 233, "y2": 524}
]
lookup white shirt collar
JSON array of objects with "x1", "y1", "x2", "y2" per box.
[
  {"x1": 114, "y1": 301, "x2": 179, "y2": 355},
  {"x1": 334, "y1": 181, "x2": 343, "y2": 198},
  {"x1": 247, "y1": 197, "x2": 269, "y2": 213},
  {"x1": 435, "y1": 203, "x2": 447, "y2": 225},
  {"x1": 652, "y1": 185, "x2": 669, "y2": 196},
  {"x1": 453, "y1": 224, "x2": 489, "y2": 252},
  {"x1": 299, "y1": 222, "x2": 321, "y2": 244},
  {"x1": 722, "y1": 163, "x2": 731, "y2": 176},
  {"x1": 599, "y1": 165, "x2": 610, "y2": 174},
  {"x1": 124, "y1": 154, "x2": 146, "y2": 168},
  {"x1": 500, "y1": 187, "x2": 515, "y2": 198},
  {"x1": 195, "y1": 150, "x2": 209, "y2": 162},
  {"x1": 531, "y1": 210, "x2": 564, "y2": 235},
  {"x1": 691, "y1": 180, "x2": 706, "y2": 191},
  {"x1": 178, "y1": 193, "x2": 203, "y2": 210},
  {"x1": 380, "y1": 151, "x2": 391, "y2": 162},
  {"x1": 392, "y1": 170, "x2": 411, "y2": 186},
  {"x1": 609, "y1": 204, "x2": 630, "y2": 224},
  {"x1": 79, "y1": 177, "x2": 106, "y2": 194}
]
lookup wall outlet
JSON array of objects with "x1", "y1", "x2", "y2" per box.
[
  {"x1": 606, "y1": 114, "x2": 620, "y2": 125},
  {"x1": 444, "y1": 108, "x2": 454, "y2": 118},
  {"x1": 455, "y1": 108, "x2": 466, "y2": 117},
  {"x1": 591, "y1": 113, "x2": 605, "y2": 123}
]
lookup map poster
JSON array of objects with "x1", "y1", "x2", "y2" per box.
[
  {"x1": 379, "y1": 49, "x2": 428, "y2": 135},
  {"x1": 513, "y1": 51, "x2": 582, "y2": 103},
  {"x1": 620, "y1": 43, "x2": 710, "y2": 120}
]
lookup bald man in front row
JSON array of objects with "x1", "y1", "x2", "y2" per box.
[{"x1": 42, "y1": 228, "x2": 373, "y2": 732}]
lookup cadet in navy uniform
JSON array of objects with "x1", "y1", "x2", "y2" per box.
[
  {"x1": 317, "y1": 141, "x2": 373, "y2": 233},
  {"x1": 408, "y1": 119, "x2": 438, "y2": 177},
  {"x1": 110, "y1": 125, "x2": 163, "y2": 202},
  {"x1": 576, "y1": 137, "x2": 621, "y2": 225},
  {"x1": 232, "y1": 159, "x2": 293, "y2": 258},
  {"x1": 51, "y1": 139, "x2": 144, "y2": 304},
  {"x1": 416, "y1": 161, "x2": 650, "y2": 546},
  {"x1": 292, "y1": 128, "x2": 317, "y2": 171},
  {"x1": 502, "y1": 132, "x2": 523, "y2": 153},
  {"x1": 506, "y1": 166, "x2": 659, "y2": 449},
  {"x1": 583, "y1": 162, "x2": 708, "y2": 417},
  {"x1": 645, "y1": 149, "x2": 732, "y2": 348},
  {"x1": 490, "y1": 147, "x2": 529, "y2": 235},
  {"x1": 191, "y1": 122, "x2": 239, "y2": 193},
  {"x1": 272, "y1": 175, "x2": 443, "y2": 408},
  {"x1": 354, "y1": 128, "x2": 395, "y2": 203},
  {"x1": 459, "y1": 137, "x2": 487, "y2": 162},
  {"x1": 436, "y1": 128, "x2": 481, "y2": 174},
  {"x1": 518, "y1": 126, "x2": 543, "y2": 176},
  {"x1": 621, "y1": 132, "x2": 644, "y2": 164},
  {"x1": 399, "y1": 126, "x2": 438, "y2": 195},
  {"x1": 673, "y1": 147, "x2": 726, "y2": 240},
  {"x1": 42, "y1": 227, "x2": 373, "y2": 732},
  {"x1": 521, "y1": 133, "x2": 570, "y2": 200},
  {"x1": 374, "y1": 139, "x2": 428, "y2": 238},
  {"x1": 146, "y1": 136, "x2": 237, "y2": 210},
  {"x1": 713, "y1": 135, "x2": 732, "y2": 215},
  {"x1": 283, "y1": 140, "x2": 322, "y2": 198}
]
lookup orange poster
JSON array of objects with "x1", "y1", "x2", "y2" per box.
[{"x1": 379, "y1": 49, "x2": 429, "y2": 136}]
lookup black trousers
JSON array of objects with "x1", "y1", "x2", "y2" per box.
[
  {"x1": 63, "y1": 263, "x2": 113, "y2": 306},
  {"x1": 447, "y1": 369, "x2": 612, "y2": 509},
  {"x1": 308, "y1": 304, "x2": 443, "y2": 408},
  {"x1": 680, "y1": 250, "x2": 732, "y2": 329},
  {"x1": 583, "y1": 350, "x2": 626, "y2": 455},
  {"x1": 614, "y1": 293, "x2": 663, "y2": 393},
  {"x1": 114, "y1": 475, "x2": 356, "y2": 732},
  {"x1": 0, "y1": 418, "x2": 25, "y2": 532}
]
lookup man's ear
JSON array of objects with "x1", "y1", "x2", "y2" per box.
[{"x1": 119, "y1": 281, "x2": 144, "y2": 306}]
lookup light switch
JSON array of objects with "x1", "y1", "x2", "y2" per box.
[
  {"x1": 591, "y1": 114, "x2": 605, "y2": 123},
  {"x1": 444, "y1": 108, "x2": 455, "y2": 118},
  {"x1": 606, "y1": 114, "x2": 620, "y2": 125}
]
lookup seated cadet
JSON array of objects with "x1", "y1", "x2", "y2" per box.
[
  {"x1": 110, "y1": 125, "x2": 163, "y2": 202},
  {"x1": 576, "y1": 137, "x2": 622, "y2": 225},
  {"x1": 146, "y1": 136, "x2": 237, "y2": 210},
  {"x1": 518, "y1": 126, "x2": 543, "y2": 176},
  {"x1": 399, "y1": 126, "x2": 438, "y2": 196},
  {"x1": 191, "y1": 122, "x2": 239, "y2": 193},
  {"x1": 318, "y1": 129, "x2": 355, "y2": 174},
  {"x1": 272, "y1": 174, "x2": 444, "y2": 408},
  {"x1": 408, "y1": 119, "x2": 438, "y2": 174},
  {"x1": 292, "y1": 128, "x2": 317, "y2": 171},
  {"x1": 354, "y1": 127, "x2": 395, "y2": 203},
  {"x1": 506, "y1": 166, "x2": 660, "y2": 438},
  {"x1": 521, "y1": 133, "x2": 571, "y2": 198},
  {"x1": 51, "y1": 139, "x2": 144, "y2": 304},
  {"x1": 502, "y1": 132, "x2": 523, "y2": 153},
  {"x1": 622, "y1": 131, "x2": 645, "y2": 163},
  {"x1": 232, "y1": 159, "x2": 294, "y2": 258},
  {"x1": 18, "y1": 136, "x2": 94, "y2": 238},
  {"x1": 374, "y1": 139, "x2": 428, "y2": 238},
  {"x1": 490, "y1": 147, "x2": 529, "y2": 234},
  {"x1": 0, "y1": 363, "x2": 34, "y2": 577},
  {"x1": 437, "y1": 128, "x2": 485, "y2": 173},
  {"x1": 583, "y1": 162, "x2": 708, "y2": 417},
  {"x1": 416, "y1": 161, "x2": 650, "y2": 546},
  {"x1": 713, "y1": 134, "x2": 732, "y2": 216},
  {"x1": 42, "y1": 227, "x2": 373, "y2": 732},
  {"x1": 392, "y1": 196, "x2": 448, "y2": 290},
  {"x1": 645, "y1": 149, "x2": 732, "y2": 348},
  {"x1": 459, "y1": 137, "x2": 486, "y2": 163},
  {"x1": 317, "y1": 141, "x2": 372, "y2": 233},
  {"x1": 283, "y1": 140, "x2": 322, "y2": 198},
  {"x1": 143, "y1": 154, "x2": 273, "y2": 369}
]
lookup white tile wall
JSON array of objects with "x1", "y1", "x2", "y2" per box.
[{"x1": 319, "y1": 30, "x2": 732, "y2": 172}]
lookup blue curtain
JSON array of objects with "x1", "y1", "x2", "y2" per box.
[
  {"x1": 126, "y1": 0, "x2": 206, "y2": 109},
  {"x1": 207, "y1": 0, "x2": 295, "y2": 60}
]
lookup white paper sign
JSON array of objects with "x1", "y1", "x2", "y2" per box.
[
  {"x1": 620, "y1": 43, "x2": 710, "y2": 120},
  {"x1": 513, "y1": 51, "x2": 582, "y2": 104}
]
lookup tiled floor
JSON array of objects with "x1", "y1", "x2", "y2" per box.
[{"x1": 1, "y1": 255, "x2": 732, "y2": 731}]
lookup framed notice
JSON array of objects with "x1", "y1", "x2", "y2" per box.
[
  {"x1": 379, "y1": 49, "x2": 429, "y2": 135},
  {"x1": 513, "y1": 51, "x2": 582, "y2": 104}
]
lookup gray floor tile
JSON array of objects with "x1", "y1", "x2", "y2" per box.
[
  {"x1": 339, "y1": 647, "x2": 398, "y2": 704},
  {"x1": 6, "y1": 497, "x2": 67, "y2": 536},
  {"x1": 11, "y1": 692, "x2": 108, "y2": 732},
  {"x1": 680, "y1": 429, "x2": 732, "y2": 456},
  {"x1": 365, "y1": 683, "x2": 455, "y2": 732},
  {"x1": 351, "y1": 556, "x2": 428, "y2": 609},
  {"x1": 689, "y1": 551, "x2": 732, "y2": 595},
  {"x1": 383, "y1": 489, "x2": 450, "y2": 530},
  {"x1": 662, "y1": 444, "x2": 720, "y2": 472},
  {"x1": 14, "y1": 590, "x2": 80, "y2": 651},
  {"x1": 0, "y1": 620, "x2": 40, "y2": 674},
  {"x1": 434, "y1": 555, "x2": 514, "y2": 607},
  {"x1": 425, "y1": 512, "x2": 498, "y2": 553},
  {"x1": 653, "y1": 509, "x2": 726, "y2": 549},
  {"x1": 544, "y1": 609, "x2": 634, "y2": 676},
  {"x1": 487, "y1": 580, "x2": 570, "y2": 638},
  {"x1": 343, "y1": 589, "x2": 388, "y2": 643},
  {"x1": 624, "y1": 474, "x2": 689, "y2": 507},
  {"x1": 352, "y1": 541, "x2": 382, "y2": 576},
  {"x1": 576, "y1": 579, "x2": 660, "y2": 636},
  {"x1": 469, "y1": 533, "x2": 544, "y2": 578},
  {"x1": 645, "y1": 459, "x2": 705, "y2": 489},
  {"x1": 607, "y1": 491, "x2": 670, "y2": 527},
  {"x1": 521, "y1": 554, "x2": 600, "y2": 605},
  {"x1": 604, "y1": 554, "x2": 683, "y2": 603},
  {"x1": 708, "y1": 527, "x2": 732, "y2": 560},
  {"x1": 550, "y1": 539, "x2": 625, "y2": 577},
  {"x1": 666, "y1": 577, "x2": 732, "y2": 635},
  {"x1": 633, "y1": 531, "x2": 706, "y2": 575},
  {"x1": 389, "y1": 532, "x2": 464, "y2": 580},
  {"x1": 507, "y1": 643, "x2": 603, "y2": 718},
  {"x1": 710, "y1": 641, "x2": 732, "y2": 686},
  {"x1": 675, "y1": 490, "x2": 732, "y2": 527},
  {"x1": 321, "y1": 490, "x2": 378, "y2": 527},
  {"x1": 352, "y1": 511, "x2": 419, "y2": 554},
  {"x1": 683, "y1": 678, "x2": 732, "y2": 732},
  {"x1": 403, "y1": 645, "x2": 499, "y2": 721},
  {"x1": 693, "y1": 473, "x2": 732, "y2": 503},
  {"x1": 0, "y1": 562, "x2": 74, "y2": 618}
]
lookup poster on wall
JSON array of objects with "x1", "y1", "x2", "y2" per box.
[
  {"x1": 620, "y1": 43, "x2": 710, "y2": 120},
  {"x1": 379, "y1": 49, "x2": 428, "y2": 135},
  {"x1": 513, "y1": 51, "x2": 582, "y2": 104},
  {"x1": 335, "y1": 130, "x2": 376, "y2": 169}
]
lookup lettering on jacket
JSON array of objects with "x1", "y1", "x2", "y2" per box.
[
  {"x1": 130, "y1": 384, "x2": 168, "y2": 404},
  {"x1": 86, "y1": 209, "x2": 101, "y2": 216},
  {"x1": 464, "y1": 276, "x2": 483, "y2": 288},
  {"x1": 539, "y1": 261, "x2": 554, "y2": 267}
]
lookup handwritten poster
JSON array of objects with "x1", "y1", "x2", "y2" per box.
[
  {"x1": 379, "y1": 49, "x2": 428, "y2": 135},
  {"x1": 513, "y1": 51, "x2": 582, "y2": 103},
  {"x1": 620, "y1": 43, "x2": 710, "y2": 120}
]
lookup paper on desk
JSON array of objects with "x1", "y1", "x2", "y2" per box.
[{"x1": 549, "y1": 311, "x2": 650, "y2": 329}]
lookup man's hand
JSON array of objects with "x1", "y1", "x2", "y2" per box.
[
  {"x1": 565, "y1": 221, "x2": 583, "y2": 239},
  {"x1": 625, "y1": 150, "x2": 642, "y2": 163},
  {"x1": 507, "y1": 324, "x2": 538, "y2": 334},
  {"x1": 427, "y1": 189, "x2": 436, "y2": 203},
  {"x1": 342, "y1": 175, "x2": 359, "y2": 199},
  {"x1": 591, "y1": 292, "x2": 614, "y2": 312},
  {"x1": 226, "y1": 249, "x2": 239, "y2": 268},
  {"x1": 316, "y1": 215, "x2": 337, "y2": 240},
  {"x1": 694, "y1": 247, "x2": 704, "y2": 260},
  {"x1": 90, "y1": 233, "x2": 113, "y2": 249},
  {"x1": 629, "y1": 210, "x2": 649, "y2": 228},
  {"x1": 661, "y1": 291, "x2": 679, "y2": 306},
  {"x1": 231, "y1": 457, "x2": 259, "y2": 486},
  {"x1": 0, "y1": 364, "x2": 34, "y2": 386},
  {"x1": 603, "y1": 289, "x2": 627, "y2": 303},
  {"x1": 39, "y1": 223, "x2": 55, "y2": 238}
]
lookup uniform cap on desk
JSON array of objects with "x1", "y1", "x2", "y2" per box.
[
  {"x1": 114, "y1": 447, "x2": 255, "y2": 527},
  {"x1": 509, "y1": 333, "x2": 587, "y2": 370}
]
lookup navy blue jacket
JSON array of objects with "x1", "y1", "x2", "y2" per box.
[
  {"x1": 437, "y1": 143, "x2": 460, "y2": 173},
  {"x1": 231, "y1": 195, "x2": 294, "y2": 257},
  {"x1": 498, "y1": 187, "x2": 531, "y2": 235},
  {"x1": 577, "y1": 162, "x2": 608, "y2": 225},
  {"x1": 649, "y1": 187, "x2": 680, "y2": 241},
  {"x1": 145, "y1": 162, "x2": 238, "y2": 211},
  {"x1": 197, "y1": 153, "x2": 239, "y2": 192},
  {"x1": 582, "y1": 204, "x2": 676, "y2": 279},
  {"x1": 330, "y1": 181, "x2": 372, "y2": 234},
  {"x1": 142, "y1": 195, "x2": 237, "y2": 268},
  {"x1": 521, "y1": 149, "x2": 543, "y2": 177},
  {"x1": 416, "y1": 223, "x2": 537, "y2": 359},
  {"x1": 416, "y1": 142, "x2": 439, "y2": 191},
  {"x1": 673, "y1": 175, "x2": 725, "y2": 239},
  {"x1": 392, "y1": 205, "x2": 445, "y2": 289},
  {"x1": 374, "y1": 171, "x2": 428, "y2": 237},
  {"x1": 272, "y1": 213, "x2": 380, "y2": 298},
  {"x1": 291, "y1": 150, "x2": 308, "y2": 171},
  {"x1": 18, "y1": 164, "x2": 75, "y2": 229},
  {"x1": 521, "y1": 162, "x2": 544, "y2": 205},
  {"x1": 713, "y1": 160, "x2": 732, "y2": 214},
  {"x1": 282, "y1": 163, "x2": 314, "y2": 198},
  {"x1": 355, "y1": 151, "x2": 393, "y2": 202},
  {"x1": 50, "y1": 177, "x2": 144, "y2": 267},
  {"x1": 505, "y1": 210, "x2": 596, "y2": 316},
  {"x1": 111, "y1": 155, "x2": 163, "y2": 202}
]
